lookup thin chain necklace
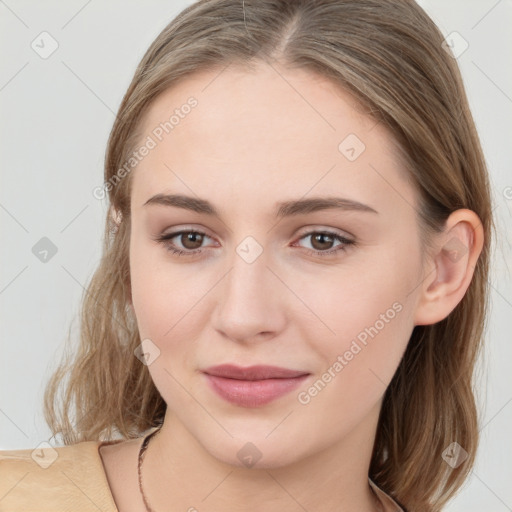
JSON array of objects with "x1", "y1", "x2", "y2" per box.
[
  {"x1": 137, "y1": 426, "x2": 384, "y2": 512},
  {"x1": 138, "y1": 426, "x2": 162, "y2": 512}
]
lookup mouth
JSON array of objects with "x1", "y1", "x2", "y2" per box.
[{"x1": 202, "y1": 364, "x2": 310, "y2": 407}]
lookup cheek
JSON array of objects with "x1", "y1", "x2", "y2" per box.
[
  {"x1": 295, "y1": 295, "x2": 414, "y2": 437},
  {"x1": 129, "y1": 245, "x2": 210, "y2": 419},
  {"x1": 298, "y1": 242, "x2": 419, "y2": 390},
  {"x1": 129, "y1": 237, "x2": 211, "y2": 358},
  {"x1": 128, "y1": 232, "x2": 192, "y2": 347},
  {"x1": 129, "y1": 240, "x2": 163, "y2": 338},
  {"x1": 312, "y1": 286, "x2": 411, "y2": 386}
]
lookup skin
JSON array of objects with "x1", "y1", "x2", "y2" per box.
[{"x1": 99, "y1": 61, "x2": 484, "y2": 512}]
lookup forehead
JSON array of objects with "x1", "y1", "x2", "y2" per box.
[
  {"x1": 140, "y1": 61, "x2": 375, "y2": 150},
  {"x1": 130, "y1": 62, "x2": 415, "y2": 216}
]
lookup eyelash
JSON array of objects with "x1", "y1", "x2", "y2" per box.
[{"x1": 154, "y1": 229, "x2": 355, "y2": 258}]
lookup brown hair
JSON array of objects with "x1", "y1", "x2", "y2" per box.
[{"x1": 44, "y1": 1, "x2": 494, "y2": 510}]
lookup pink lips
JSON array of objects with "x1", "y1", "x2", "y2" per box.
[{"x1": 203, "y1": 364, "x2": 310, "y2": 407}]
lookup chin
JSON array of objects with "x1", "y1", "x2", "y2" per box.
[{"x1": 200, "y1": 433, "x2": 310, "y2": 470}]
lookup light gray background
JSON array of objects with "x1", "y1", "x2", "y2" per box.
[{"x1": 1, "y1": 0, "x2": 511, "y2": 510}]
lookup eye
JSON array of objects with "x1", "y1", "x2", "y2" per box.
[
  {"x1": 154, "y1": 229, "x2": 214, "y2": 257},
  {"x1": 154, "y1": 228, "x2": 355, "y2": 258},
  {"x1": 293, "y1": 230, "x2": 355, "y2": 257}
]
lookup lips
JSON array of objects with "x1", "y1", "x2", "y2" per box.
[
  {"x1": 203, "y1": 364, "x2": 309, "y2": 380},
  {"x1": 202, "y1": 364, "x2": 310, "y2": 407}
]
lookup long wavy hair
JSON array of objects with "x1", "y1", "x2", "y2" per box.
[{"x1": 44, "y1": 1, "x2": 494, "y2": 510}]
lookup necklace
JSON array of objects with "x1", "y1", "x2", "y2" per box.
[
  {"x1": 138, "y1": 426, "x2": 162, "y2": 512},
  {"x1": 138, "y1": 426, "x2": 384, "y2": 512}
]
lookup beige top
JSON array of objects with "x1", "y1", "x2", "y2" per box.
[{"x1": 0, "y1": 439, "x2": 404, "y2": 511}]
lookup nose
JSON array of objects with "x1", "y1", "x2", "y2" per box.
[{"x1": 212, "y1": 245, "x2": 288, "y2": 344}]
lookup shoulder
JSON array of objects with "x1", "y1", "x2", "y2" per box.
[{"x1": 0, "y1": 441, "x2": 118, "y2": 512}]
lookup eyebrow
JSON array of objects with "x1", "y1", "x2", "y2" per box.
[{"x1": 143, "y1": 193, "x2": 378, "y2": 217}]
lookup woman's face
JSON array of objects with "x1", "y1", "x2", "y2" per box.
[{"x1": 128, "y1": 61, "x2": 426, "y2": 467}]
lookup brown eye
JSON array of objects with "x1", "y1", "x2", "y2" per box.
[
  {"x1": 155, "y1": 229, "x2": 212, "y2": 256},
  {"x1": 295, "y1": 230, "x2": 355, "y2": 257},
  {"x1": 179, "y1": 231, "x2": 205, "y2": 250},
  {"x1": 310, "y1": 233, "x2": 336, "y2": 251}
]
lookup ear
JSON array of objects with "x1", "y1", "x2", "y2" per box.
[
  {"x1": 109, "y1": 205, "x2": 123, "y2": 230},
  {"x1": 413, "y1": 209, "x2": 484, "y2": 326},
  {"x1": 109, "y1": 205, "x2": 134, "y2": 309}
]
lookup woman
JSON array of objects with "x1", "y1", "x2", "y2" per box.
[{"x1": 0, "y1": 1, "x2": 493, "y2": 511}]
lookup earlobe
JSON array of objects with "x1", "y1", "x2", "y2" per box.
[
  {"x1": 413, "y1": 209, "x2": 484, "y2": 326},
  {"x1": 110, "y1": 206, "x2": 123, "y2": 232}
]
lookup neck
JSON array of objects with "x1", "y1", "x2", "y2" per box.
[{"x1": 142, "y1": 403, "x2": 382, "y2": 512}]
